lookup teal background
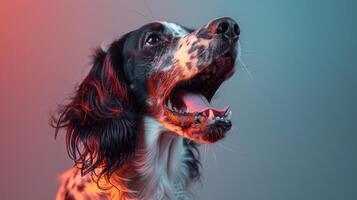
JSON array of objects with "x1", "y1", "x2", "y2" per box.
[{"x1": 0, "y1": 0, "x2": 356, "y2": 199}]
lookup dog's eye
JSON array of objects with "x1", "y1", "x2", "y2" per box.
[{"x1": 145, "y1": 33, "x2": 162, "y2": 46}]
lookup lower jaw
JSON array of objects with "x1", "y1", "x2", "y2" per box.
[
  {"x1": 191, "y1": 126, "x2": 227, "y2": 142},
  {"x1": 156, "y1": 121, "x2": 227, "y2": 144},
  {"x1": 163, "y1": 108, "x2": 196, "y2": 127}
]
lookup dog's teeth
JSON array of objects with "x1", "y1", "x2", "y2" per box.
[
  {"x1": 208, "y1": 109, "x2": 215, "y2": 120},
  {"x1": 226, "y1": 110, "x2": 232, "y2": 120},
  {"x1": 167, "y1": 99, "x2": 173, "y2": 110}
]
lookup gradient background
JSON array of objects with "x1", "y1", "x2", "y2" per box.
[{"x1": 1, "y1": 0, "x2": 356, "y2": 199}]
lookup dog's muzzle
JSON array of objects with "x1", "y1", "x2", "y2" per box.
[{"x1": 200, "y1": 17, "x2": 240, "y2": 42}]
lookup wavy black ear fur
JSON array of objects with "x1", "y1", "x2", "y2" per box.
[{"x1": 52, "y1": 36, "x2": 138, "y2": 179}]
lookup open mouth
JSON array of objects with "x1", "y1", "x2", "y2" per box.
[{"x1": 163, "y1": 52, "x2": 235, "y2": 131}]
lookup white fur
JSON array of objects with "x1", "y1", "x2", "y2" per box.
[{"x1": 132, "y1": 116, "x2": 193, "y2": 200}]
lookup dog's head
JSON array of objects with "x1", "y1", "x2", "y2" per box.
[
  {"x1": 53, "y1": 17, "x2": 239, "y2": 176},
  {"x1": 124, "y1": 17, "x2": 239, "y2": 143}
]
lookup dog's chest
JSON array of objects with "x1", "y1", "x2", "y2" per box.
[
  {"x1": 56, "y1": 117, "x2": 195, "y2": 200},
  {"x1": 132, "y1": 116, "x2": 193, "y2": 199}
]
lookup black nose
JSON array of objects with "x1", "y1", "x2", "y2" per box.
[{"x1": 207, "y1": 17, "x2": 240, "y2": 40}]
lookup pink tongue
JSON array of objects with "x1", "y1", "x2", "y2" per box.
[{"x1": 175, "y1": 90, "x2": 229, "y2": 114}]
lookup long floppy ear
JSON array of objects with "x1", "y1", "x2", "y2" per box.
[{"x1": 52, "y1": 36, "x2": 138, "y2": 178}]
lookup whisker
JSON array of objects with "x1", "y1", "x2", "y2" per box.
[
  {"x1": 202, "y1": 144, "x2": 209, "y2": 164},
  {"x1": 143, "y1": 0, "x2": 155, "y2": 20},
  {"x1": 238, "y1": 58, "x2": 253, "y2": 80},
  {"x1": 126, "y1": 8, "x2": 152, "y2": 21},
  {"x1": 217, "y1": 142, "x2": 236, "y2": 153},
  {"x1": 237, "y1": 42, "x2": 253, "y2": 80},
  {"x1": 211, "y1": 146, "x2": 217, "y2": 162}
]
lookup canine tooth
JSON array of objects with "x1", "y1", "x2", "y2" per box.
[
  {"x1": 186, "y1": 107, "x2": 190, "y2": 112},
  {"x1": 208, "y1": 109, "x2": 214, "y2": 120},
  {"x1": 227, "y1": 110, "x2": 232, "y2": 120},
  {"x1": 167, "y1": 99, "x2": 173, "y2": 110}
]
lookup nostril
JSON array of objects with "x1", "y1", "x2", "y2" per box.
[
  {"x1": 233, "y1": 23, "x2": 240, "y2": 36},
  {"x1": 216, "y1": 21, "x2": 230, "y2": 34}
]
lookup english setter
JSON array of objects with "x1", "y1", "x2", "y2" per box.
[{"x1": 52, "y1": 17, "x2": 240, "y2": 200}]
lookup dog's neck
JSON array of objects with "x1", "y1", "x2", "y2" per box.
[{"x1": 129, "y1": 116, "x2": 195, "y2": 200}]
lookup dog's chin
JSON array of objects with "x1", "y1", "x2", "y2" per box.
[
  {"x1": 158, "y1": 51, "x2": 235, "y2": 144},
  {"x1": 161, "y1": 108, "x2": 232, "y2": 143},
  {"x1": 185, "y1": 119, "x2": 232, "y2": 143}
]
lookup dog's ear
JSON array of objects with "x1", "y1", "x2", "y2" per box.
[{"x1": 52, "y1": 36, "x2": 138, "y2": 178}]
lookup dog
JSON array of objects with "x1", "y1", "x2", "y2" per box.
[{"x1": 52, "y1": 17, "x2": 240, "y2": 200}]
